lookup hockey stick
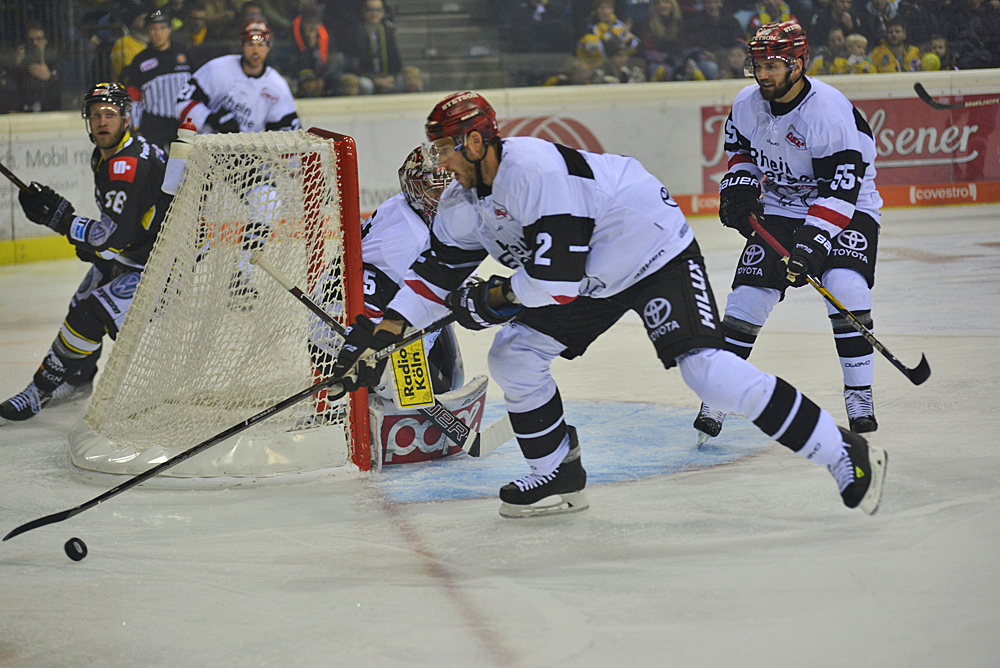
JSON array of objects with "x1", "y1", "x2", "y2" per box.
[
  {"x1": 0, "y1": 160, "x2": 33, "y2": 193},
  {"x1": 749, "y1": 215, "x2": 930, "y2": 385},
  {"x1": 250, "y1": 251, "x2": 482, "y2": 452},
  {"x1": 3, "y1": 313, "x2": 457, "y2": 542},
  {"x1": 914, "y1": 83, "x2": 1000, "y2": 111}
]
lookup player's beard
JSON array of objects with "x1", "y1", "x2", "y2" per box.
[{"x1": 758, "y1": 69, "x2": 796, "y2": 101}]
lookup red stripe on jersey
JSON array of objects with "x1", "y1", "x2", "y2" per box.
[
  {"x1": 728, "y1": 155, "x2": 754, "y2": 170},
  {"x1": 553, "y1": 295, "x2": 577, "y2": 305},
  {"x1": 179, "y1": 101, "x2": 199, "y2": 124},
  {"x1": 405, "y1": 279, "x2": 445, "y2": 305},
  {"x1": 808, "y1": 204, "x2": 851, "y2": 230}
]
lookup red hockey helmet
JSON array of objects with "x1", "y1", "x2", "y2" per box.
[
  {"x1": 745, "y1": 21, "x2": 809, "y2": 75},
  {"x1": 425, "y1": 91, "x2": 499, "y2": 144},
  {"x1": 241, "y1": 19, "x2": 272, "y2": 44},
  {"x1": 398, "y1": 146, "x2": 453, "y2": 225}
]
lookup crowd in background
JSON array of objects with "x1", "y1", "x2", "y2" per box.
[{"x1": 1, "y1": 0, "x2": 998, "y2": 113}]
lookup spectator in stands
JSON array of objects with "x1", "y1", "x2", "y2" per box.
[
  {"x1": 716, "y1": 44, "x2": 749, "y2": 78},
  {"x1": 11, "y1": 21, "x2": 60, "y2": 113},
  {"x1": 869, "y1": 17, "x2": 922, "y2": 71},
  {"x1": 895, "y1": 0, "x2": 947, "y2": 47},
  {"x1": 295, "y1": 68, "x2": 326, "y2": 97},
  {"x1": 747, "y1": 0, "x2": 798, "y2": 35},
  {"x1": 504, "y1": 0, "x2": 575, "y2": 53},
  {"x1": 806, "y1": 26, "x2": 850, "y2": 74},
  {"x1": 631, "y1": 0, "x2": 682, "y2": 80},
  {"x1": 542, "y1": 56, "x2": 598, "y2": 85},
  {"x1": 396, "y1": 65, "x2": 424, "y2": 93},
  {"x1": 111, "y1": 4, "x2": 149, "y2": 79},
  {"x1": 949, "y1": 0, "x2": 1000, "y2": 69},
  {"x1": 0, "y1": 67, "x2": 15, "y2": 113},
  {"x1": 337, "y1": 72, "x2": 362, "y2": 96},
  {"x1": 346, "y1": 0, "x2": 403, "y2": 95},
  {"x1": 290, "y1": 3, "x2": 343, "y2": 97},
  {"x1": 120, "y1": 9, "x2": 192, "y2": 153},
  {"x1": 844, "y1": 32, "x2": 876, "y2": 72},
  {"x1": 593, "y1": 33, "x2": 648, "y2": 83},
  {"x1": 808, "y1": 0, "x2": 862, "y2": 47},
  {"x1": 924, "y1": 34, "x2": 957, "y2": 70},
  {"x1": 856, "y1": 0, "x2": 897, "y2": 48},
  {"x1": 686, "y1": 0, "x2": 746, "y2": 55},
  {"x1": 175, "y1": 2, "x2": 225, "y2": 70}
]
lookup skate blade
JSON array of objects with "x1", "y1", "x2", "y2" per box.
[
  {"x1": 696, "y1": 431, "x2": 710, "y2": 449},
  {"x1": 858, "y1": 445, "x2": 888, "y2": 515},
  {"x1": 499, "y1": 491, "x2": 590, "y2": 519}
]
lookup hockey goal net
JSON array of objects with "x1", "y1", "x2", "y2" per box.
[{"x1": 69, "y1": 128, "x2": 372, "y2": 480}]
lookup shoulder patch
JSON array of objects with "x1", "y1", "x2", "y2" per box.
[
  {"x1": 785, "y1": 125, "x2": 806, "y2": 150},
  {"x1": 109, "y1": 156, "x2": 138, "y2": 183}
]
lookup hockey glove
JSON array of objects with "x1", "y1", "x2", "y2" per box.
[
  {"x1": 18, "y1": 183, "x2": 76, "y2": 235},
  {"x1": 445, "y1": 276, "x2": 524, "y2": 331},
  {"x1": 330, "y1": 315, "x2": 399, "y2": 392},
  {"x1": 718, "y1": 171, "x2": 762, "y2": 239},
  {"x1": 207, "y1": 108, "x2": 240, "y2": 134},
  {"x1": 787, "y1": 225, "x2": 832, "y2": 284}
]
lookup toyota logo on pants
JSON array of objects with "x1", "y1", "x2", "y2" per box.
[{"x1": 643, "y1": 297, "x2": 672, "y2": 329}]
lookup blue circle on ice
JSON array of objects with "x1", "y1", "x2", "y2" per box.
[{"x1": 373, "y1": 400, "x2": 771, "y2": 504}]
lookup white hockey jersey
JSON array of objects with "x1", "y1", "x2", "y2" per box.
[
  {"x1": 389, "y1": 136, "x2": 695, "y2": 329},
  {"x1": 360, "y1": 192, "x2": 431, "y2": 317},
  {"x1": 176, "y1": 55, "x2": 299, "y2": 133},
  {"x1": 725, "y1": 77, "x2": 883, "y2": 235}
]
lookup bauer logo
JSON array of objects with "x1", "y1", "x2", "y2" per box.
[
  {"x1": 109, "y1": 157, "x2": 137, "y2": 183},
  {"x1": 499, "y1": 117, "x2": 604, "y2": 153}
]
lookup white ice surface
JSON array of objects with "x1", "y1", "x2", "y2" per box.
[{"x1": 1, "y1": 205, "x2": 998, "y2": 668}]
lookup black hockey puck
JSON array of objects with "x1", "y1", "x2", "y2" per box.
[{"x1": 65, "y1": 537, "x2": 88, "y2": 561}]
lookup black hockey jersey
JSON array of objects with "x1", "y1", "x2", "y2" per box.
[{"x1": 69, "y1": 132, "x2": 169, "y2": 271}]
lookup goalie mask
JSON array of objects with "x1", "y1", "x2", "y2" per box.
[{"x1": 399, "y1": 145, "x2": 453, "y2": 226}]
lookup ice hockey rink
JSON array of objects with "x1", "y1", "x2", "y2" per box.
[{"x1": 1, "y1": 204, "x2": 998, "y2": 668}]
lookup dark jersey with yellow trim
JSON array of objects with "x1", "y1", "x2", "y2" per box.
[{"x1": 70, "y1": 131, "x2": 169, "y2": 271}]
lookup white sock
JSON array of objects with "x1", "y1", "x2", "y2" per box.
[{"x1": 796, "y1": 410, "x2": 847, "y2": 468}]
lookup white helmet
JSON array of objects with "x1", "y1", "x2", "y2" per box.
[{"x1": 398, "y1": 145, "x2": 453, "y2": 225}]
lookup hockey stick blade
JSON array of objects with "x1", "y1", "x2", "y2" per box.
[
  {"x1": 462, "y1": 414, "x2": 514, "y2": 457},
  {"x1": 914, "y1": 83, "x2": 1000, "y2": 110},
  {"x1": 250, "y1": 251, "x2": 477, "y2": 448},
  {"x1": 0, "y1": 160, "x2": 33, "y2": 193},
  {"x1": 3, "y1": 315, "x2": 457, "y2": 542},
  {"x1": 748, "y1": 215, "x2": 931, "y2": 386}
]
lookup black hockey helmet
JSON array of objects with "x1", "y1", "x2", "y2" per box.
[{"x1": 81, "y1": 82, "x2": 132, "y2": 118}]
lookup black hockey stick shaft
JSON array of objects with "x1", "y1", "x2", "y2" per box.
[
  {"x1": 0, "y1": 160, "x2": 33, "y2": 193},
  {"x1": 749, "y1": 215, "x2": 930, "y2": 385},
  {"x1": 249, "y1": 251, "x2": 476, "y2": 449},
  {"x1": 914, "y1": 83, "x2": 1000, "y2": 110},
  {"x1": 3, "y1": 313, "x2": 457, "y2": 542}
]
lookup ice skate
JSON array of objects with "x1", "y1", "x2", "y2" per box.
[
  {"x1": 844, "y1": 385, "x2": 878, "y2": 434},
  {"x1": 828, "y1": 427, "x2": 887, "y2": 515},
  {"x1": 47, "y1": 367, "x2": 98, "y2": 409},
  {"x1": 499, "y1": 426, "x2": 589, "y2": 518},
  {"x1": 0, "y1": 382, "x2": 52, "y2": 422},
  {"x1": 693, "y1": 403, "x2": 725, "y2": 448}
]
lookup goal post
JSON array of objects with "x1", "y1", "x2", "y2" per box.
[{"x1": 69, "y1": 128, "x2": 373, "y2": 481}]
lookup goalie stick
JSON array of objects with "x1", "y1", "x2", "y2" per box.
[
  {"x1": 250, "y1": 251, "x2": 487, "y2": 453},
  {"x1": 2, "y1": 313, "x2": 458, "y2": 542},
  {"x1": 749, "y1": 215, "x2": 931, "y2": 385},
  {"x1": 914, "y1": 83, "x2": 1000, "y2": 110},
  {"x1": 0, "y1": 160, "x2": 34, "y2": 193}
]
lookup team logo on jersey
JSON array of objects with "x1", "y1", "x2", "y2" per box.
[
  {"x1": 140, "y1": 57, "x2": 159, "y2": 72},
  {"x1": 836, "y1": 229, "x2": 868, "y2": 252},
  {"x1": 108, "y1": 272, "x2": 141, "y2": 300},
  {"x1": 494, "y1": 204, "x2": 509, "y2": 219},
  {"x1": 261, "y1": 89, "x2": 278, "y2": 103},
  {"x1": 177, "y1": 54, "x2": 187, "y2": 64},
  {"x1": 785, "y1": 125, "x2": 806, "y2": 150},
  {"x1": 109, "y1": 157, "x2": 137, "y2": 183}
]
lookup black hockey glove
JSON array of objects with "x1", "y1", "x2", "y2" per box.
[
  {"x1": 18, "y1": 183, "x2": 76, "y2": 235},
  {"x1": 207, "y1": 108, "x2": 240, "y2": 134},
  {"x1": 786, "y1": 225, "x2": 832, "y2": 285},
  {"x1": 330, "y1": 315, "x2": 400, "y2": 392},
  {"x1": 445, "y1": 276, "x2": 524, "y2": 331},
  {"x1": 718, "y1": 171, "x2": 762, "y2": 239}
]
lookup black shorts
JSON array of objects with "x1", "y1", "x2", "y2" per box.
[
  {"x1": 731, "y1": 211, "x2": 879, "y2": 297},
  {"x1": 517, "y1": 241, "x2": 727, "y2": 369}
]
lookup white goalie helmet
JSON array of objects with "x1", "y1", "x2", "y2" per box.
[{"x1": 398, "y1": 145, "x2": 453, "y2": 226}]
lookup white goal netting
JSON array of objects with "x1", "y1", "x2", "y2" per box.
[{"x1": 69, "y1": 130, "x2": 371, "y2": 480}]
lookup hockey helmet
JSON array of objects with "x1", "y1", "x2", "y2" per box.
[
  {"x1": 241, "y1": 19, "x2": 272, "y2": 44},
  {"x1": 398, "y1": 145, "x2": 453, "y2": 225},
  {"x1": 745, "y1": 21, "x2": 809, "y2": 75},
  {"x1": 82, "y1": 82, "x2": 132, "y2": 118},
  {"x1": 425, "y1": 91, "x2": 499, "y2": 145}
]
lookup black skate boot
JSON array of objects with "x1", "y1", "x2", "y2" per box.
[
  {"x1": 828, "y1": 427, "x2": 887, "y2": 515},
  {"x1": 693, "y1": 403, "x2": 725, "y2": 448},
  {"x1": 48, "y1": 365, "x2": 98, "y2": 409},
  {"x1": 844, "y1": 385, "x2": 878, "y2": 433},
  {"x1": 499, "y1": 425, "x2": 589, "y2": 518},
  {"x1": 0, "y1": 382, "x2": 53, "y2": 422}
]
